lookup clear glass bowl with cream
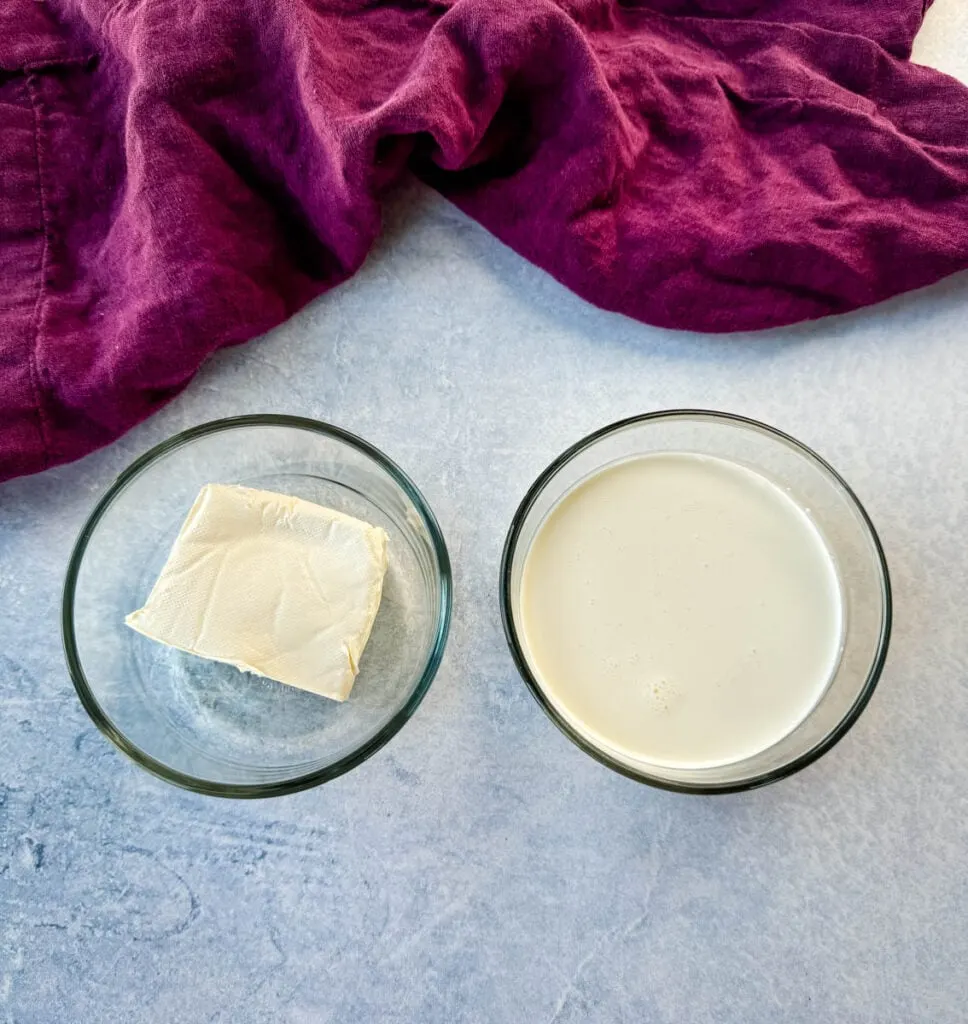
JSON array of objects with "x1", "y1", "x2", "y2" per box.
[
  {"x1": 64, "y1": 415, "x2": 451, "y2": 797},
  {"x1": 501, "y1": 411, "x2": 891, "y2": 793}
]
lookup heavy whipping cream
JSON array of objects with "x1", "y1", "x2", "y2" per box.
[{"x1": 518, "y1": 453, "x2": 843, "y2": 768}]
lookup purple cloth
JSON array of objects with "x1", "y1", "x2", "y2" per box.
[{"x1": 2, "y1": 0, "x2": 968, "y2": 481}]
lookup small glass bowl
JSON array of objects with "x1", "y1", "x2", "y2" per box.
[
  {"x1": 64, "y1": 415, "x2": 452, "y2": 797},
  {"x1": 501, "y1": 411, "x2": 891, "y2": 794}
]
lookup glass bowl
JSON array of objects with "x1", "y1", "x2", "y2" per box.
[
  {"x1": 64, "y1": 415, "x2": 452, "y2": 797},
  {"x1": 500, "y1": 411, "x2": 891, "y2": 794}
]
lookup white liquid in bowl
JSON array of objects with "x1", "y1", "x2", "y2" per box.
[{"x1": 518, "y1": 453, "x2": 844, "y2": 769}]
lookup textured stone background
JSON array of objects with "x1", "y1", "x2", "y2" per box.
[{"x1": 2, "y1": 5, "x2": 967, "y2": 1021}]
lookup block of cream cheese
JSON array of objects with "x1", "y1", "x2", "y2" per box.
[{"x1": 125, "y1": 484, "x2": 389, "y2": 701}]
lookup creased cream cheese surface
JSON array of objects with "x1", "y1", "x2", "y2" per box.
[{"x1": 126, "y1": 485, "x2": 388, "y2": 701}]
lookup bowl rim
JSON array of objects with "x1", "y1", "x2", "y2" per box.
[
  {"x1": 499, "y1": 409, "x2": 892, "y2": 795},
  {"x1": 62, "y1": 414, "x2": 453, "y2": 798}
]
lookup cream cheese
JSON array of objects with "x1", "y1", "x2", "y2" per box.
[{"x1": 126, "y1": 484, "x2": 388, "y2": 701}]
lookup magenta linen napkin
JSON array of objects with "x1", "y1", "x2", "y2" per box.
[{"x1": 2, "y1": 0, "x2": 968, "y2": 481}]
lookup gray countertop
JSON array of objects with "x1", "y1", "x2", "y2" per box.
[{"x1": 2, "y1": 7, "x2": 968, "y2": 1021}]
